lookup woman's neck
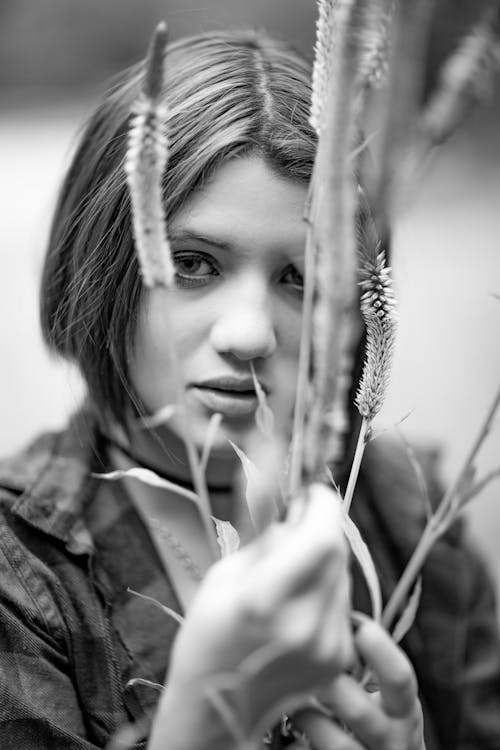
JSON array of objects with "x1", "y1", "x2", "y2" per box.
[
  {"x1": 119, "y1": 416, "x2": 237, "y2": 479},
  {"x1": 105, "y1": 417, "x2": 247, "y2": 523}
]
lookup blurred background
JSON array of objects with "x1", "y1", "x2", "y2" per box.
[{"x1": 1, "y1": 0, "x2": 499, "y2": 598}]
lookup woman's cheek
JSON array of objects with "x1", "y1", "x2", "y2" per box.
[
  {"x1": 276, "y1": 306, "x2": 302, "y2": 357},
  {"x1": 169, "y1": 295, "x2": 221, "y2": 354}
]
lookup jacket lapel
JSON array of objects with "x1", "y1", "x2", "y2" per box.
[{"x1": 85, "y1": 479, "x2": 183, "y2": 725}]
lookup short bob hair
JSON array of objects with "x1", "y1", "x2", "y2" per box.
[{"x1": 40, "y1": 29, "x2": 317, "y2": 427}]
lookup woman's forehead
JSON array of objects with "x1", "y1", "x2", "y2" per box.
[{"x1": 169, "y1": 156, "x2": 308, "y2": 257}]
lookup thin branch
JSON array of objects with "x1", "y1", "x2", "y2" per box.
[
  {"x1": 437, "y1": 386, "x2": 500, "y2": 526},
  {"x1": 460, "y1": 466, "x2": 500, "y2": 509},
  {"x1": 382, "y1": 385, "x2": 500, "y2": 630}
]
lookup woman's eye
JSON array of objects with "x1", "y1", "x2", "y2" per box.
[
  {"x1": 281, "y1": 264, "x2": 304, "y2": 294},
  {"x1": 173, "y1": 252, "x2": 219, "y2": 287}
]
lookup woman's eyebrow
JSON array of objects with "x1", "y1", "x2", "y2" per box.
[
  {"x1": 169, "y1": 229, "x2": 232, "y2": 251},
  {"x1": 170, "y1": 229, "x2": 305, "y2": 261}
]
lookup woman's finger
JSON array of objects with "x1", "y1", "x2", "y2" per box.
[
  {"x1": 354, "y1": 619, "x2": 418, "y2": 717},
  {"x1": 292, "y1": 707, "x2": 365, "y2": 750},
  {"x1": 244, "y1": 483, "x2": 348, "y2": 605},
  {"x1": 322, "y1": 673, "x2": 390, "y2": 745}
]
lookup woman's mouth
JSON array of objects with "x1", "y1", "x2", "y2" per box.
[
  {"x1": 191, "y1": 386, "x2": 258, "y2": 417},
  {"x1": 189, "y1": 376, "x2": 267, "y2": 418}
]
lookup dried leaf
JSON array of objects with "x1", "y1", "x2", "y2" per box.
[
  {"x1": 200, "y1": 413, "x2": 223, "y2": 474},
  {"x1": 256, "y1": 403, "x2": 275, "y2": 437},
  {"x1": 126, "y1": 677, "x2": 164, "y2": 692},
  {"x1": 391, "y1": 577, "x2": 422, "y2": 644},
  {"x1": 325, "y1": 465, "x2": 341, "y2": 494},
  {"x1": 337, "y1": 498, "x2": 382, "y2": 621},
  {"x1": 250, "y1": 362, "x2": 275, "y2": 437},
  {"x1": 211, "y1": 516, "x2": 241, "y2": 557},
  {"x1": 228, "y1": 440, "x2": 275, "y2": 533},
  {"x1": 93, "y1": 468, "x2": 198, "y2": 504},
  {"x1": 137, "y1": 404, "x2": 176, "y2": 429},
  {"x1": 127, "y1": 587, "x2": 185, "y2": 625},
  {"x1": 396, "y1": 429, "x2": 433, "y2": 521}
]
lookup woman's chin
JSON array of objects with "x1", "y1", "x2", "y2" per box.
[
  {"x1": 194, "y1": 412, "x2": 257, "y2": 453},
  {"x1": 155, "y1": 407, "x2": 255, "y2": 456}
]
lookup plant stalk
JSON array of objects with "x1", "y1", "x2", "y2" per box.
[
  {"x1": 382, "y1": 384, "x2": 500, "y2": 631},
  {"x1": 126, "y1": 22, "x2": 219, "y2": 562},
  {"x1": 371, "y1": 0, "x2": 436, "y2": 234},
  {"x1": 288, "y1": 180, "x2": 317, "y2": 498},
  {"x1": 343, "y1": 416, "x2": 370, "y2": 512},
  {"x1": 304, "y1": 0, "x2": 367, "y2": 479}
]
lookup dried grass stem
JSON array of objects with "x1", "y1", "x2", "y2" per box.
[{"x1": 383, "y1": 385, "x2": 500, "y2": 630}]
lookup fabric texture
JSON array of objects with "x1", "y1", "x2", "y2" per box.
[{"x1": 0, "y1": 407, "x2": 499, "y2": 749}]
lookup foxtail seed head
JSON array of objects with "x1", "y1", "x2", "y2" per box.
[
  {"x1": 125, "y1": 23, "x2": 175, "y2": 289},
  {"x1": 359, "y1": 4, "x2": 394, "y2": 88},
  {"x1": 355, "y1": 249, "x2": 397, "y2": 420},
  {"x1": 310, "y1": 0, "x2": 338, "y2": 134},
  {"x1": 358, "y1": 249, "x2": 397, "y2": 320}
]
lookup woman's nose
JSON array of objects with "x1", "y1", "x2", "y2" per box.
[{"x1": 209, "y1": 279, "x2": 277, "y2": 361}]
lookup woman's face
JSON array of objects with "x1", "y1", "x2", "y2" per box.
[{"x1": 129, "y1": 156, "x2": 308, "y2": 452}]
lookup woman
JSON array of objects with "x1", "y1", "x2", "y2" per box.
[{"x1": 0, "y1": 29, "x2": 498, "y2": 750}]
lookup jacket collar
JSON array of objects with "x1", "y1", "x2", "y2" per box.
[
  {"x1": 1, "y1": 408, "x2": 105, "y2": 556},
  {"x1": 0, "y1": 407, "x2": 182, "y2": 725}
]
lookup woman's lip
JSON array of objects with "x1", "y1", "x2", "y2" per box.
[
  {"x1": 193, "y1": 376, "x2": 270, "y2": 394},
  {"x1": 190, "y1": 386, "x2": 258, "y2": 417}
]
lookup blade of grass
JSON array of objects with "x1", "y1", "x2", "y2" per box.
[{"x1": 125, "y1": 22, "x2": 219, "y2": 562}]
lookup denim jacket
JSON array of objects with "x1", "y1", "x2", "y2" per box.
[{"x1": 0, "y1": 408, "x2": 499, "y2": 749}]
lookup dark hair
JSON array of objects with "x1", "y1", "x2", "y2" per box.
[{"x1": 40, "y1": 29, "x2": 317, "y2": 426}]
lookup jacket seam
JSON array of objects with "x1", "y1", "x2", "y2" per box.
[{"x1": 0, "y1": 517, "x2": 66, "y2": 639}]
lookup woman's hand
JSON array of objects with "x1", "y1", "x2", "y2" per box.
[
  {"x1": 294, "y1": 617, "x2": 425, "y2": 750},
  {"x1": 148, "y1": 483, "x2": 353, "y2": 750}
]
